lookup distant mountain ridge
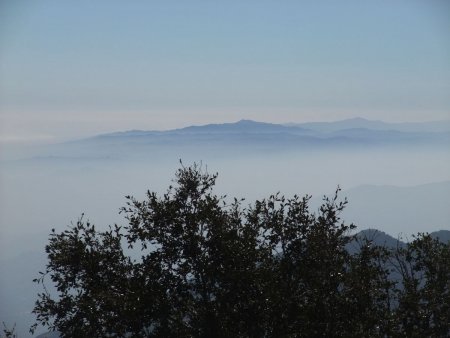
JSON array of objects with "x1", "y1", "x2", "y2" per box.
[
  {"x1": 285, "y1": 117, "x2": 450, "y2": 133},
  {"x1": 13, "y1": 117, "x2": 445, "y2": 162},
  {"x1": 88, "y1": 118, "x2": 450, "y2": 150},
  {"x1": 98, "y1": 119, "x2": 312, "y2": 137},
  {"x1": 353, "y1": 229, "x2": 450, "y2": 247},
  {"x1": 347, "y1": 229, "x2": 450, "y2": 255},
  {"x1": 99, "y1": 118, "x2": 450, "y2": 137}
]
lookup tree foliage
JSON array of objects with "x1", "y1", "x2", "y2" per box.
[
  {"x1": 32, "y1": 164, "x2": 450, "y2": 337},
  {"x1": 1, "y1": 323, "x2": 17, "y2": 338}
]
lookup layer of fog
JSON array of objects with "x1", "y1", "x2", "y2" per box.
[{"x1": 2, "y1": 147, "x2": 449, "y2": 244}]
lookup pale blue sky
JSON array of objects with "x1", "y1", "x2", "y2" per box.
[{"x1": 1, "y1": 0, "x2": 449, "y2": 142}]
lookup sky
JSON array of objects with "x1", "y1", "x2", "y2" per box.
[{"x1": 1, "y1": 0, "x2": 449, "y2": 143}]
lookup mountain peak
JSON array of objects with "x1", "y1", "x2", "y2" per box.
[
  {"x1": 235, "y1": 119, "x2": 273, "y2": 126},
  {"x1": 342, "y1": 117, "x2": 371, "y2": 122}
]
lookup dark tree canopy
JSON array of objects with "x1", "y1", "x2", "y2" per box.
[{"x1": 32, "y1": 164, "x2": 450, "y2": 337}]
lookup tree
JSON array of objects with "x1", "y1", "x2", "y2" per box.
[
  {"x1": 391, "y1": 234, "x2": 450, "y2": 337},
  {"x1": 32, "y1": 163, "x2": 265, "y2": 337},
  {"x1": 32, "y1": 163, "x2": 450, "y2": 337}
]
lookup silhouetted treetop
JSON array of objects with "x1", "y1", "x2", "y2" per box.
[{"x1": 32, "y1": 163, "x2": 450, "y2": 337}]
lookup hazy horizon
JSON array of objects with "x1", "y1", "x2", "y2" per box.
[
  {"x1": 1, "y1": 1, "x2": 450, "y2": 145},
  {"x1": 2, "y1": 116, "x2": 450, "y2": 147}
]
